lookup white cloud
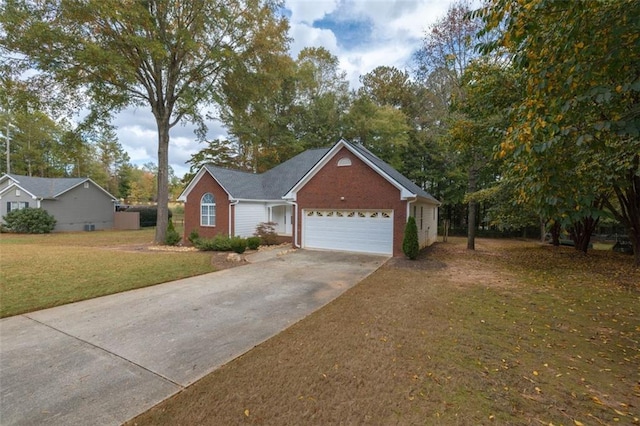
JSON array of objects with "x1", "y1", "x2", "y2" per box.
[
  {"x1": 111, "y1": 0, "x2": 462, "y2": 178},
  {"x1": 286, "y1": 0, "x2": 339, "y2": 24},
  {"x1": 289, "y1": 23, "x2": 340, "y2": 58}
]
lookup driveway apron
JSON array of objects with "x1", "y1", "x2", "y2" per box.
[{"x1": 0, "y1": 250, "x2": 386, "y2": 426}]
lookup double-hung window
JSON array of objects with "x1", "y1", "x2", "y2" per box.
[
  {"x1": 7, "y1": 201, "x2": 29, "y2": 213},
  {"x1": 201, "y1": 193, "x2": 216, "y2": 226}
]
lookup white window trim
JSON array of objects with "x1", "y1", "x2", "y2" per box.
[{"x1": 200, "y1": 193, "x2": 216, "y2": 227}]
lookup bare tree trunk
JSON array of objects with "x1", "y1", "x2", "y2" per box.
[
  {"x1": 569, "y1": 216, "x2": 598, "y2": 254},
  {"x1": 154, "y1": 118, "x2": 170, "y2": 244},
  {"x1": 550, "y1": 221, "x2": 561, "y2": 246},
  {"x1": 467, "y1": 166, "x2": 477, "y2": 250}
]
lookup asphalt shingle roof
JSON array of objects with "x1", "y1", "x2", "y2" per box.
[
  {"x1": 5, "y1": 174, "x2": 89, "y2": 199},
  {"x1": 204, "y1": 148, "x2": 329, "y2": 200},
  {"x1": 200, "y1": 140, "x2": 439, "y2": 204}
]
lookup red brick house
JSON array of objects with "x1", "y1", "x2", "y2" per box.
[{"x1": 179, "y1": 139, "x2": 440, "y2": 256}]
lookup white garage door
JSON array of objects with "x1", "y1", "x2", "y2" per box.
[{"x1": 303, "y1": 209, "x2": 393, "y2": 255}]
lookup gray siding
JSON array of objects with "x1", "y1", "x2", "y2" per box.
[
  {"x1": 1, "y1": 189, "x2": 37, "y2": 219},
  {"x1": 42, "y1": 183, "x2": 115, "y2": 231}
]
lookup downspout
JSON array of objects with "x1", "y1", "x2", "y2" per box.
[
  {"x1": 406, "y1": 196, "x2": 417, "y2": 223},
  {"x1": 286, "y1": 200, "x2": 299, "y2": 248},
  {"x1": 228, "y1": 199, "x2": 239, "y2": 237}
]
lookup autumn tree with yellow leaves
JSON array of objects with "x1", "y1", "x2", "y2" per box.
[{"x1": 474, "y1": 0, "x2": 640, "y2": 264}]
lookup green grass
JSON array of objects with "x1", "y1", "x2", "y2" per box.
[{"x1": 0, "y1": 229, "x2": 217, "y2": 317}]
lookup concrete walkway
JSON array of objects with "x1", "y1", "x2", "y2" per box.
[{"x1": 0, "y1": 249, "x2": 386, "y2": 426}]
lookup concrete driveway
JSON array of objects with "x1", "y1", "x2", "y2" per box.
[{"x1": 0, "y1": 249, "x2": 386, "y2": 426}]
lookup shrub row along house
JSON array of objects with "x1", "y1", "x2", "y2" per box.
[
  {"x1": 0, "y1": 174, "x2": 117, "y2": 231},
  {"x1": 180, "y1": 139, "x2": 440, "y2": 256}
]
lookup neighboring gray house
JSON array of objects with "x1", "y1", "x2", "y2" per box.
[{"x1": 0, "y1": 174, "x2": 117, "y2": 231}]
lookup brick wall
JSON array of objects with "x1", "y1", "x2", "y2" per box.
[
  {"x1": 296, "y1": 147, "x2": 407, "y2": 256},
  {"x1": 183, "y1": 171, "x2": 231, "y2": 243}
]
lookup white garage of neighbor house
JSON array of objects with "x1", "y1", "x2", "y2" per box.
[
  {"x1": 181, "y1": 139, "x2": 440, "y2": 256},
  {"x1": 0, "y1": 174, "x2": 117, "y2": 231}
]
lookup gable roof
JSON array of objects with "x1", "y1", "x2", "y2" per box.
[
  {"x1": 284, "y1": 139, "x2": 440, "y2": 204},
  {"x1": 179, "y1": 148, "x2": 329, "y2": 201},
  {"x1": 0, "y1": 174, "x2": 117, "y2": 200},
  {"x1": 179, "y1": 139, "x2": 440, "y2": 205}
]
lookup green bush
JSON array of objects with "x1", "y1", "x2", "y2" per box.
[
  {"x1": 188, "y1": 229, "x2": 200, "y2": 245},
  {"x1": 2, "y1": 207, "x2": 56, "y2": 234},
  {"x1": 254, "y1": 221, "x2": 278, "y2": 245},
  {"x1": 246, "y1": 236, "x2": 261, "y2": 250},
  {"x1": 230, "y1": 236, "x2": 247, "y2": 254},
  {"x1": 165, "y1": 219, "x2": 181, "y2": 246},
  {"x1": 126, "y1": 206, "x2": 172, "y2": 227},
  {"x1": 402, "y1": 216, "x2": 420, "y2": 260},
  {"x1": 195, "y1": 234, "x2": 232, "y2": 251}
]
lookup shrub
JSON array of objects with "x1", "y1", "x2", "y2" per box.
[
  {"x1": 194, "y1": 234, "x2": 233, "y2": 251},
  {"x1": 254, "y1": 221, "x2": 278, "y2": 245},
  {"x1": 188, "y1": 229, "x2": 200, "y2": 245},
  {"x1": 230, "y1": 236, "x2": 247, "y2": 254},
  {"x1": 2, "y1": 208, "x2": 56, "y2": 234},
  {"x1": 165, "y1": 219, "x2": 181, "y2": 246},
  {"x1": 246, "y1": 236, "x2": 261, "y2": 250},
  {"x1": 402, "y1": 216, "x2": 420, "y2": 260},
  {"x1": 126, "y1": 206, "x2": 172, "y2": 227}
]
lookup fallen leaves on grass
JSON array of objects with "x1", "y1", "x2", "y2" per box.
[{"x1": 126, "y1": 238, "x2": 639, "y2": 426}]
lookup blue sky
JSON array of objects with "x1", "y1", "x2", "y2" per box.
[{"x1": 116, "y1": 0, "x2": 457, "y2": 177}]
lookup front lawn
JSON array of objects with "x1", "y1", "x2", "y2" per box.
[
  {"x1": 0, "y1": 229, "x2": 218, "y2": 317},
  {"x1": 127, "y1": 238, "x2": 639, "y2": 425}
]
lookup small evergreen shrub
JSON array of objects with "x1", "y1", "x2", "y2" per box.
[
  {"x1": 188, "y1": 229, "x2": 200, "y2": 245},
  {"x1": 165, "y1": 219, "x2": 181, "y2": 246},
  {"x1": 194, "y1": 235, "x2": 234, "y2": 251},
  {"x1": 2, "y1": 208, "x2": 56, "y2": 234},
  {"x1": 254, "y1": 221, "x2": 278, "y2": 245},
  {"x1": 246, "y1": 236, "x2": 261, "y2": 250},
  {"x1": 230, "y1": 236, "x2": 247, "y2": 254},
  {"x1": 402, "y1": 216, "x2": 420, "y2": 260}
]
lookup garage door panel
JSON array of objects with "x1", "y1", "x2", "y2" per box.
[{"x1": 303, "y1": 210, "x2": 393, "y2": 255}]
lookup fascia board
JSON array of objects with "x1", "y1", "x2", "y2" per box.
[
  {"x1": 284, "y1": 139, "x2": 414, "y2": 200},
  {"x1": 0, "y1": 182, "x2": 39, "y2": 200}
]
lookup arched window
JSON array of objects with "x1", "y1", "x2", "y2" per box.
[
  {"x1": 337, "y1": 157, "x2": 352, "y2": 167},
  {"x1": 201, "y1": 193, "x2": 216, "y2": 226}
]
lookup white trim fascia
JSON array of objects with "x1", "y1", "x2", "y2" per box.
[
  {"x1": 178, "y1": 167, "x2": 208, "y2": 201},
  {"x1": 415, "y1": 195, "x2": 442, "y2": 206},
  {"x1": 284, "y1": 139, "x2": 412, "y2": 200},
  {"x1": 178, "y1": 166, "x2": 234, "y2": 202},
  {"x1": 0, "y1": 182, "x2": 39, "y2": 200}
]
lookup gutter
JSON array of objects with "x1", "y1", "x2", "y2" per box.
[{"x1": 228, "y1": 199, "x2": 239, "y2": 237}]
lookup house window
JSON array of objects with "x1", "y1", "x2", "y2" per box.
[
  {"x1": 200, "y1": 193, "x2": 216, "y2": 226},
  {"x1": 7, "y1": 201, "x2": 29, "y2": 213},
  {"x1": 420, "y1": 206, "x2": 424, "y2": 230},
  {"x1": 337, "y1": 157, "x2": 352, "y2": 167}
]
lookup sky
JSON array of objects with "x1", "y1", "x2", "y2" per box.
[{"x1": 114, "y1": 0, "x2": 457, "y2": 178}]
